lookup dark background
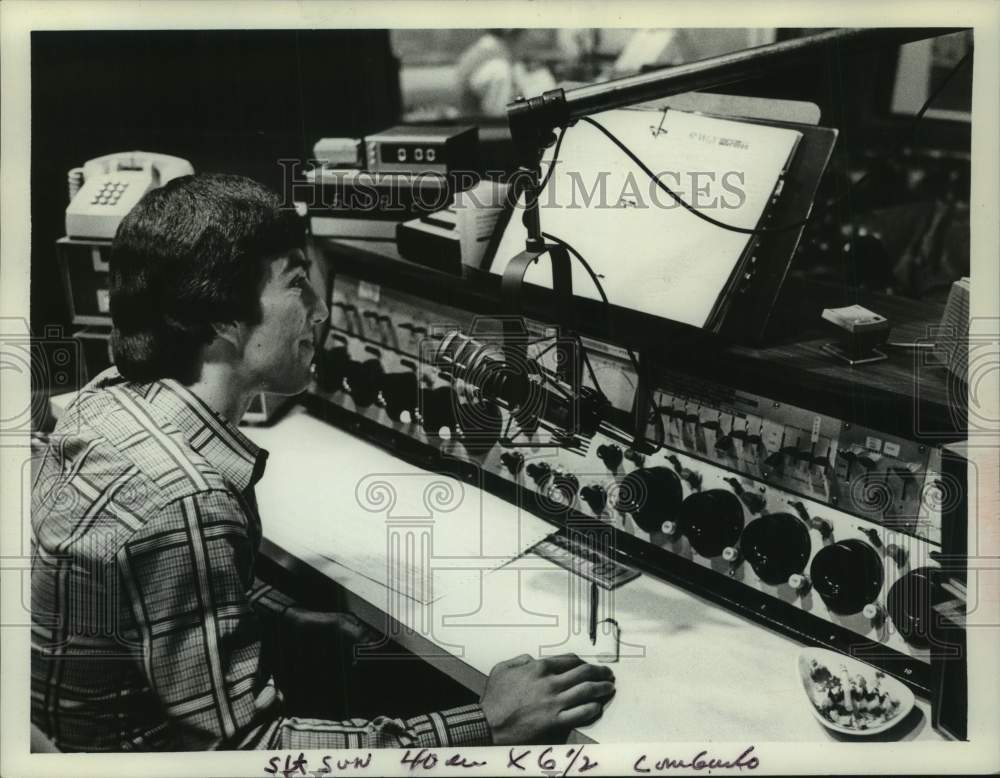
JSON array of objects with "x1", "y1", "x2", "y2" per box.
[{"x1": 31, "y1": 29, "x2": 402, "y2": 335}]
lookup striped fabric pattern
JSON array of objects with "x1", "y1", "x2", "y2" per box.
[{"x1": 31, "y1": 367, "x2": 492, "y2": 751}]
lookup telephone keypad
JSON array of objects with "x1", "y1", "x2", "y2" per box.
[{"x1": 92, "y1": 180, "x2": 129, "y2": 206}]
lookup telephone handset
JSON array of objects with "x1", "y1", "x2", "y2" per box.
[{"x1": 66, "y1": 151, "x2": 194, "y2": 239}]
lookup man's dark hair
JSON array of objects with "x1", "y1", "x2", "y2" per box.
[{"x1": 110, "y1": 173, "x2": 305, "y2": 383}]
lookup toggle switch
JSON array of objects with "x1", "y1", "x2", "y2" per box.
[
  {"x1": 788, "y1": 573, "x2": 811, "y2": 593},
  {"x1": 667, "y1": 454, "x2": 702, "y2": 490},
  {"x1": 624, "y1": 447, "x2": 645, "y2": 466},
  {"x1": 862, "y1": 603, "x2": 884, "y2": 625},
  {"x1": 810, "y1": 517, "x2": 834, "y2": 540},
  {"x1": 858, "y1": 526, "x2": 883, "y2": 548},
  {"x1": 886, "y1": 543, "x2": 908, "y2": 567}
]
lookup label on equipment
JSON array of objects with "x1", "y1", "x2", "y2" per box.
[
  {"x1": 883, "y1": 441, "x2": 901, "y2": 458},
  {"x1": 865, "y1": 436, "x2": 883, "y2": 453},
  {"x1": 811, "y1": 416, "x2": 821, "y2": 444},
  {"x1": 96, "y1": 289, "x2": 110, "y2": 313},
  {"x1": 358, "y1": 281, "x2": 381, "y2": 304}
]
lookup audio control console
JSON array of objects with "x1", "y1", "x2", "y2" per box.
[{"x1": 307, "y1": 270, "x2": 966, "y2": 695}]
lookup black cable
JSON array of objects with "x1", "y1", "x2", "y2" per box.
[
  {"x1": 579, "y1": 115, "x2": 808, "y2": 236},
  {"x1": 542, "y1": 230, "x2": 666, "y2": 452},
  {"x1": 849, "y1": 49, "x2": 971, "y2": 195},
  {"x1": 537, "y1": 126, "x2": 566, "y2": 194},
  {"x1": 571, "y1": 47, "x2": 972, "y2": 237}
]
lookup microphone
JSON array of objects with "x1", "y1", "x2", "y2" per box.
[{"x1": 434, "y1": 329, "x2": 607, "y2": 442}]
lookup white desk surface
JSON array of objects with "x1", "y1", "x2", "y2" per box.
[{"x1": 246, "y1": 406, "x2": 942, "y2": 743}]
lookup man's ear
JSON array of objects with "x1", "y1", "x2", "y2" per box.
[{"x1": 210, "y1": 320, "x2": 246, "y2": 351}]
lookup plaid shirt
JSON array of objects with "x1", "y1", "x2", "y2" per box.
[{"x1": 31, "y1": 368, "x2": 491, "y2": 751}]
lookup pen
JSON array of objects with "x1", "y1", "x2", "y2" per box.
[{"x1": 590, "y1": 580, "x2": 598, "y2": 645}]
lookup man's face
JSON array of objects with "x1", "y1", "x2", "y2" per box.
[{"x1": 240, "y1": 248, "x2": 329, "y2": 395}]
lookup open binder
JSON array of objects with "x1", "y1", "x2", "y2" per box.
[{"x1": 480, "y1": 94, "x2": 838, "y2": 344}]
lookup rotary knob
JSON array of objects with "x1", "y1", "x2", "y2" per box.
[
  {"x1": 741, "y1": 513, "x2": 812, "y2": 585},
  {"x1": 419, "y1": 385, "x2": 456, "y2": 435},
  {"x1": 346, "y1": 358, "x2": 384, "y2": 408},
  {"x1": 380, "y1": 370, "x2": 419, "y2": 421},
  {"x1": 315, "y1": 342, "x2": 349, "y2": 392},
  {"x1": 596, "y1": 444, "x2": 623, "y2": 470},
  {"x1": 500, "y1": 451, "x2": 524, "y2": 475},
  {"x1": 810, "y1": 539, "x2": 884, "y2": 616},
  {"x1": 548, "y1": 470, "x2": 580, "y2": 504},
  {"x1": 887, "y1": 567, "x2": 942, "y2": 648},
  {"x1": 526, "y1": 462, "x2": 552, "y2": 486},
  {"x1": 612, "y1": 467, "x2": 683, "y2": 534},
  {"x1": 581, "y1": 484, "x2": 608, "y2": 514},
  {"x1": 678, "y1": 489, "x2": 745, "y2": 558}
]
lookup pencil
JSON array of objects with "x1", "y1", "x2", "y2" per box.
[{"x1": 589, "y1": 580, "x2": 598, "y2": 645}]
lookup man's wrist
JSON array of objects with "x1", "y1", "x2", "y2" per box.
[{"x1": 405, "y1": 703, "x2": 493, "y2": 747}]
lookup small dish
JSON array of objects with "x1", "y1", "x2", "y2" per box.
[{"x1": 797, "y1": 648, "x2": 914, "y2": 736}]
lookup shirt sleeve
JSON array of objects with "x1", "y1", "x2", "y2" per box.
[
  {"x1": 116, "y1": 489, "x2": 493, "y2": 750},
  {"x1": 248, "y1": 576, "x2": 297, "y2": 618}
]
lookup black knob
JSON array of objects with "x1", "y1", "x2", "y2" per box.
[
  {"x1": 678, "y1": 489, "x2": 745, "y2": 558},
  {"x1": 526, "y1": 462, "x2": 552, "y2": 485},
  {"x1": 581, "y1": 484, "x2": 607, "y2": 514},
  {"x1": 887, "y1": 567, "x2": 942, "y2": 648},
  {"x1": 316, "y1": 343, "x2": 349, "y2": 392},
  {"x1": 741, "y1": 513, "x2": 812, "y2": 585},
  {"x1": 420, "y1": 386, "x2": 456, "y2": 435},
  {"x1": 810, "y1": 517, "x2": 834, "y2": 540},
  {"x1": 714, "y1": 434, "x2": 735, "y2": 454},
  {"x1": 548, "y1": 470, "x2": 580, "y2": 504},
  {"x1": 500, "y1": 452, "x2": 524, "y2": 474},
  {"x1": 596, "y1": 444, "x2": 623, "y2": 470},
  {"x1": 810, "y1": 539, "x2": 884, "y2": 616},
  {"x1": 380, "y1": 370, "x2": 419, "y2": 420},
  {"x1": 613, "y1": 466, "x2": 683, "y2": 534},
  {"x1": 858, "y1": 526, "x2": 884, "y2": 548},
  {"x1": 346, "y1": 358, "x2": 384, "y2": 408}
]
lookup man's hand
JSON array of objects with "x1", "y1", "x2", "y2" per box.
[
  {"x1": 480, "y1": 653, "x2": 615, "y2": 745},
  {"x1": 284, "y1": 606, "x2": 382, "y2": 645}
]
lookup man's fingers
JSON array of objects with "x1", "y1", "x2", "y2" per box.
[
  {"x1": 558, "y1": 681, "x2": 616, "y2": 710},
  {"x1": 557, "y1": 701, "x2": 606, "y2": 729},
  {"x1": 551, "y1": 662, "x2": 614, "y2": 691},
  {"x1": 540, "y1": 653, "x2": 584, "y2": 674}
]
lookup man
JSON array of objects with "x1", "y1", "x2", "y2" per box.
[{"x1": 30, "y1": 173, "x2": 615, "y2": 751}]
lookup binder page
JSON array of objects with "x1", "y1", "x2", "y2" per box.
[{"x1": 489, "y1": 107, "x2": 802, "y2": 328}]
